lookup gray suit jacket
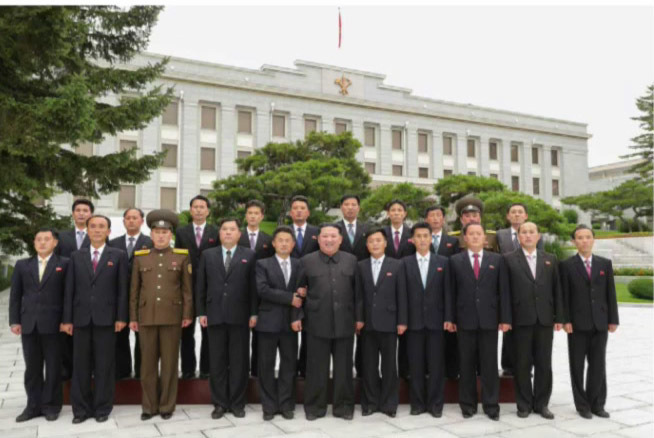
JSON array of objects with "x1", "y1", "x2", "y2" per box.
[{"x1": 497, "y1": 227, "x2": 544, "y2": 255}]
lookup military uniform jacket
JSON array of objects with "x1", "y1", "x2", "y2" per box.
[{"x1": 129, "y1": 247, "x2": 193, "y2": 326}]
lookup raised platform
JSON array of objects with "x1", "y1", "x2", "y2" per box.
[{"x1": 63, "y1": 376, "x2": 516, "y2": 405}]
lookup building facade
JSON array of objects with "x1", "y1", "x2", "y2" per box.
[{"x1": 51, "y1": 53, "x2": 591, "y2": 217}]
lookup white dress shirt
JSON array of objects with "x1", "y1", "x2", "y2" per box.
[
  {"x1": 370, "y1": 254, "x2": 385, "y2": 285},
  {"x1": 523, "y1": 248, "x2": 537, "y2": 279}
]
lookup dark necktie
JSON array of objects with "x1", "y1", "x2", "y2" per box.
[
  {"x1": 394, "y1": 231, "x2": 400, "y2": 252},
  {"x1": 473, "y1": 253, "x2": 480, "y2": 280},
  {"x1": 92, "y1": 250, "x2": 99, "y2": 273},
  {"x1": 296, "y1": 227, "x2": 304, "y2": 250},
  {"x1": 127, "y1": 237, "x2": 135, "y2": 259},
  {"x1": 224, "y1": 249, "x2": 232, "y2": 273}
]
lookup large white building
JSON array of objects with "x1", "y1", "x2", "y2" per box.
[{"x1": 51, "y1": 53, "x2": 591, "y2": 217}]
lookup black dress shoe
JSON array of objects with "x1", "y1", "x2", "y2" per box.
[
  {"x1": 231, "y1": 408, "x2": 245, "y2": 418},
  {"x1": 281, "y1": 411, "x2": 294, "y2": 420},
  {"x1": 15, "y1": 411, "x2": 41, "y2": 422},
  {"x1": 462, "y1": 411, "x2": 473, "y2": 419},
  {"x1": 161, "y1": 412, "x2": 173, "y2": 420},
  {"x1": 592, "y1": 409, "x2": 610, "y2": 418},
  {"x1": 141, "y1": 413, "x2": 153, "y2": 421},
  {"x1": 181, "y1": 371, "x2": 196, "y2": 379},
  {"x1": 487, "y1": 412, "x2": 500, "y2": 421},
  {"x1": 410, "y1": 407, "x2": 425, "y2": 415},
  {"x1": 72, "y1": 415, "x2": 88, "y2": 424},
  {"x1": 211, "y1": 406, "x2": 225, "y2": 419},
  {"x1": 96, "y1": 415, "x2": 109, "y2": 423},
  {"x1": 538, "y1": 407, "x2": 554, "y2": 419},
  {"x1": 263, "y1": 412, "x2": 274, "y2": 421},
  {"x1": 306, "y1": 413, "x2": 318, "y2": 421},
  {"x1": 361, "y1": 408, "x2": 375, "y2": 416},
  {"x1": 517, "y1": 409, "x2": 530, "y2": 418},
  {"x1": 430, "y1": 410, "x2": 442, "y2": 418},
  {"x1": 385, "y1": 411, "x2": 396, "y2": 418},
  {"x1": 579, "y1": 410, "x2": 593, "y2": 419},
  {"x1": 341, "y1": 412, "x2": 353, "y2": 420},
  {"x1": 45, "y1": 413, "x2": 59, "y2": 421}
]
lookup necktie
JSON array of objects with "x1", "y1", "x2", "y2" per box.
[
  {"x1": 195, "y1": 226, "x2": 202, "y2": 248},
  {"x1": 512, "y1": 232, "x2": 519, "y2": 250},
  {"x1": 432, "y1": 234, "x2": 440, "y2": 252},
  {"x1": 347, "y1": 223, "x2": 355, "y2": 244},
  {"x1": 127, "y1": 237, "x2": 135, "y2": 259},
  {"x1": 296, "y1": 227, "x2": 304, "y2": 250},
  {"x1": 473, "y1": 253, "x2": 480, "y2": 280},
  {"x1": 585, "y1": 259, "x2": 591, "y2": 279},
  {"x1": 76, "y1": 231, "x2": 84, "y2": 250},
  {"x1": 92, "y1": 250, "x2": 99, "y2": 273},
  {"x1": 249, "y1": 233, "x2": 256, "y2": 250},
  {"x1": 372, "y1": 259, "x2": 380, "y2": 286},
  {"x1": 38, "y1": 259, "x2": 46, "y2": 282},
  {"x1": 224, "y1": 249, "x2": 232, "y2": 273},
  {"x1": 281, "y1": 259, "x2": 289, "y2": 287},
  {"x1": 394, "y1": 231, "x2": 400, "y2": 252},
  {"x1": 419, "y1": 258, "x2": 428, "y2": 288}
]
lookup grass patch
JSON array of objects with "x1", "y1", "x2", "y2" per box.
[
  {"x1": 617, "y1": 283, "x2": 653, "y2": 304},
  {"x1": 594, "y1": 231, "x2": 653, "y2": 239}
]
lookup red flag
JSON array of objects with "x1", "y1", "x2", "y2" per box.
[{"x1": 338, "y1": 8, "x2": 342, "y2": 48}]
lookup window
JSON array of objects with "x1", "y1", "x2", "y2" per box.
[
  {"x1": 162, "y1": 102, "x2": 178, "y2": 126},
  {"x1": 237, "y1": 111, "x2": 252, "y2": 134},
  {"x1": 490, "y1": 173, "x2": 499, "y2": 180},
  {"x1": 118, "y1": 185, "x2": 135, "y2": 209},
  {"x1": 201, "y1": 106, "x2": 216, "y2": 130},
  {"x1": 489, "y1": 142, "x2": 498, "y2": 160},
  {"x1": 512, "y1": 176, "x2": 520, "y2": 191},
  {"x1": 468, "y1": 172, "x2": 476, "y2": 176},
  {"x1": 552, "y1": 179, "x2": 560, "y2": 196},
  {"x1": 418, "y1": 133, "x2": 428, "y2": 153},
  {"x1": 443, "y1": 136, "x2": 453, "y2": 155},
  {"x1": 119, "y1": 140, "x2": 137, "y2": 152},
  {"x1": 272, "y1": 115, "x2": 285, "y2": 137},
  {"x1": 551, "y1": 149, "x2": 559, "y2": 167},
  {"x1": 533, "y1": 177, "x2": 540, "y2": 195},
  {"x1": 532, "y1": 147, "x2": 539, "y2": 165},
  {"x1": 200, "y1": 148, "x2": 215, "y2": 171},
  {"x1": 467, "y1": 139, "x2": 476, "y2": 158},
  {"x1": 237, "y1": 151, "x2": 252, "y2": 159},
  {"x1": 305, "y1": 118, "x2": 317, "y2": 135},
  {"x1": 392, "y1": 130, "x2": 402, "y2": 150},
  {"x1": 419, "y1": 167, "x2": 429, "y2": 178},
  {"x1": 160, "y1": 187, "x2": 177, "y2": 210},
  {"x1": 364, "y1": 126, "x2": 375, "y2": 147},
  {"x1": 365, "y1": 162, "x2": 376, "y2": 174},
  {"x1": 511, "y1": 144, "x2": 519, "y2": 162},
  {"x1": 335, "y1": 121, "x2": 347, "y2": 134},
  {"x1": 162, "y1": 143, "x2": 177, "y2": 168},
  {"x1": 443, "y1": 169, "x2": 453, "y2": 177},
  {"x1": 77, "y1": 143, "x2": 93, "y2": 157},
  {"x1": 392, "y1": 165, "x2": 403, "y2": 176}
]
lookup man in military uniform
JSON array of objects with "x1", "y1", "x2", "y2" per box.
[
  {"x1": 449, "y1": 197, "x2": 499, "y2": 253},
  {"x1": 129, "y1": 210, "x2": 193, "y2": 421}
]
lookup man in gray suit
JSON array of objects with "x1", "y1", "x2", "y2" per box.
[{"x1": 496, "y1": 202, "x2": 543, "y2": 376}]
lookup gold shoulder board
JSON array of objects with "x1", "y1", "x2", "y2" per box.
[
  {"x1": 486, "y1": 230, "x2": 497, "y2": 234},
  {"x1": 449, "y1": 230, "x2": 461, "y2": 236},
  {"x1": 134, "y1": 249, "x2": 150, "y2": 256},
  {"x1": 173, "y1": 248, "x2": 189, "y2": 255}
]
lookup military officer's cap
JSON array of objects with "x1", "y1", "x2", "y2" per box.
[
  {"x1": 146, "y1": 209, "x2": 179, "y2": 231},
  {"x1": 455, "y1": 197, "x2": 484, "y2": 217}
]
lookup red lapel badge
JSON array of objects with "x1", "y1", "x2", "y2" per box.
[
  {"x1": 56, "y1": 267, "x2": 63, "y2": 272},
  {"x1": 489, "y1": 265, "x2": 495, "y2": 270},
  {"x1": 107, "y1": 261, "x2": 114, "y2": 267}
]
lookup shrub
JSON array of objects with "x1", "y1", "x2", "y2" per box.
[
  {"x1": 628, "y1": 278, "x2": 654, "y2": 300},
  {"x1": 544, "y1": 240, "x2": 574, "y2": 261},
  {"x1": 562, "y1": 209, "x2": 578, "y2": 224}
]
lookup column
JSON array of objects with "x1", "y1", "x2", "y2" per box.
[
  {"x1": 500, "y1": 139, "x2": 512, "y2": 187},
  {"x1": 406, "y1": 128, "x2": 418, "y2": 178},
  {"x1": 520, "y1": 141, "x2": 533, "y2": 195},
  {"x1": 479, "y1": 135, "x2": 491, "y2": 177},
  {"x1": 351, "y1": 120, "x2": 365, "y2": 162},
  {"x1": 379, "y1": 125, "x2": 392, "y2": 176},
  {"x1": 456, "y1": 134, "x2": 468, "y2": 174},
  {"x1": 220, "y1": 105, "x2": 237, "y2": 178},
  {"x1": 289, "y1": 112, "x2": 304, "y2": 143},
  {"x1": 180, "y1": 99, "x2": 200, "y2": 207},
  {"x1": 542, "y1": 144, "x2": 553, "y2": 203},
  {"x1": 256, "y1": 106, "x2": 269, "y2": 149},
  {"x1": 432, "y1": 131, "x2": 444, "y2": 179}
]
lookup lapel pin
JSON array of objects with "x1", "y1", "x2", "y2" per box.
[
  {"x1": 311, "y1": 235, "x2": 317, "y2": 240},
  {"x1": 600, "y1": 270, "x2": 605, "y2": 276},
  {"x1": 386, "y1": 272, "x2": 393, "y2": 277},
  {"x1": 242, "y1": 259, "x2": 248, "y2": 263},
  {"x1": 446, "y1": 243, "x2": 452, "y2": 248},
  {"x1": 172, "y1": 261, "x2": 177, "y2": 267},
  {"x1": 437, "y1": 267, "x2": 443, "y2": 272},
  {"x1": 107, "y1": 261, "x2": 114, "y2": 267},
  {"x1": 545, "y1": 260, "x2": 551, "y2": 266},
  {"x1": 489, "y1": 265, "x2": 495, "y2": 269},
  {"x1": 56, "y1": 267, "x2": 63, "y2": 272},
  {"x1": 209, "y1": 238, "x2": 215, "y2": 243}
]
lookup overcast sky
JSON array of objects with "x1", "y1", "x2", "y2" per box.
[{"x1": 146, "y1": 4, "x2": 653, "y2": 167}]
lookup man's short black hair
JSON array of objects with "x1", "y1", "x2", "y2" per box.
[
  {"x1": 424, "y1": 205, "x2": 446, "y2": 217},
  {"x1": 123, "y1": 207, "x2": 145, "y2": 219},
  {"x1": 246, "y1": 199, "x2": 265, "y2": 213},
  {"x1": 410, "y1": 222, "x2": 431, "y2": 236},
  {"x1": 72, "y1": 199, "x2": 95, "y2": 213},
  {"x1": 272, "y1": 225, "x2": 296, "y2": 241},
  {"x1": 290, "y1": 195, "x2": 310, "y2": 209},
  {"x1": 462, "y1": 222, "x2": 484, "y2": 236},
  {"x1": 190, "y1": 195, "x2": 211, "y2": 209},
  {"x1": 364, "y1": 226, "x2": 387, "y2": 240},
  {"x1": 340, "y1": 194, "x2": 360, "y2": 205},
  {"x1": 319, "y1": 223, "x2": 342, "y2": 235},
  {"x1": 219, "y1": 217, "x2": 241, "y2": 229},
  {"x1": 507, "y1": 202, "x2": 529, "y2": 215},
  {"x1": 36, "y1": 228, "x2": 59, "y2": 240},
  {"x1": 386, "y1": 199, "x2": 407, "y2": 211},
  {"x1": 87, "y1": 214, "x2": 111, "y2": 229},
  {"x1": 571, "y1": 224, "x2": 595, "y2": 240}
]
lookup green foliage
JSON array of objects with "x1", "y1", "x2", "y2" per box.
[
  {"x1": 614, "y1": 267, "x2": 654, "y2": 276},
  {"x1": 628, "y1": 277, "x2": 654, "y2": 300},
  {"x1": 359, "y1": 183, "x2": 432, "y2": 223},
  {"x1": 0, "y1": 263, "x2": 14, "y2": 291},
  {"x1": 544, "y1": 240, "x2": 574, "y2": 261},
  {"x1": 621, "y1": 84, "x2": 653, "y2": 184},
  {"x1": 0, "y1": 6, "x2": 171, "y2": 255},
  {"x1": 562, "y1": 208, "x2": 578, "y2": 224},
  {"x1": 434, "y1": 175, "x2": 506, "y2": 208}
]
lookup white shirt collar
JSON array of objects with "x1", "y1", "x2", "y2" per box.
[
  {"x1": 90, "y1": 244, "x2": 105, "y2": 258},
  {"x1": 432, "y1": 229, "x2": 443, "y2": 239},
  {"x1": 75, "y1": 227, "x2": 87, "y2": 234},
  {"x1": 391, "y1": 225, "x2": 403, "y2": 237},
  {"x1": 294, "y1": 223, "x2": 306, "y2": 233},
  {"x1": 126, "y1": 233, "x2": 141, "y2": 243},
  {"x1": 275, "y1": 254, "x2": 291, "y2": 264},
  {"x1": 246, "y1": 226, "x2": 259, "y2": 235},
  {"x1": 38, "y1": 253, "x2": 53, "y2": 264},
  {"x1": 193, "y1": 222, "x2": 206, "y2": 233},
  {"x1": 371, "y1": 254, "x2": 385, "y2": 264},
  {"x1": 578, "y1": 253, "x2": 593, "y2": 264},
  {"x1": 468, "y1": 249, "x2": 484, "y2": 262},
  {"x1": 345, "y1": 219, "x2": 357, "y2": 227},
  {"x1": 416, "y1": 251, "x2": 431, "y2": 263},
  {"x1": 523, "y1": 248, "x2": 537, "y2": 259}
]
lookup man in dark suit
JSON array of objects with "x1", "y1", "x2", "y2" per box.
[
  {"x1": 497, "y1": 202, "x2": 544, "y2": 376},
  {"x1": 505, "y1": 222, "x2": 563, "y2": 419},
  {"x1": 288, "y1": 195, "x2": 320, "y2": 377},
  {"x1": 400, "y1": 223, "x2": 454, "y2": 417},
  {"x1": 356, "y1": 226, "x2": 406, "y2": 418},
  {"x1": 425, "y1": 205, "x2": 460, "y2": 380},
  {"x1": 10, "y1": 229, "x2": 69, "y2": 423},
  {"x1": 174, "y1": 195, "x2": 219, "y2": 379},
  {"x1": 62, "y1": 215, "x2": 129, "y2": 424},
  {"x1": 292, "y1": 223, "x2": 363, "y2": 421},
  {"x1": 196, "y1": 218, "x2": 257, "y2": 419},
  {"x1": 108, "y1": 207, "x2": 153, "y2": 379},
  {"x1": 55, "y1": 198, "x2": 93, "y2": 380},
  {"x1": 255, "y1": 226, "x2": 301, "y2": 421},
  {"x1": 450, "y1": 223, "x2": 511, "y2": 421},
  {"x1": 561, "y1": 225, "x2": 619, "y2": 420},
  {"x1": 238, "y1": 199, "x2": 273, "y2": 377}
]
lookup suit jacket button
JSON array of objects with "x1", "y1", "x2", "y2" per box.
[
  {"x1": 476, "y1": 298, "x2": 480, "y2": 302},
  {"x1": 224, "y1": 283, "x2": 228, "y2": 286},
  {"x1": 224, "y1": 292, "x2": 227, "y2": 296}
]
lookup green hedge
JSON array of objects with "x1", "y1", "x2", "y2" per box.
[
  {"x1": 0, "y1": 263, "x2": 13, "y2": 291},
  {"x1": 614, "y1": 267, "x2": 654, "y2": 276},
  {"x1": 628, "y1": 278, "x2": 654, "y2": 301}
]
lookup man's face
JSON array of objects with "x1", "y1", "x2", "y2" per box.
[
  {"x1": 463, "y1": 224, "x2": 485, "y2": 252},
  {"x1": 366, "y1": 232, "x2": 387, "y2": 259},
  {"x1": 387, "y1": 204, "x2": 407, "y2": 226},
  {"x1": 87, "y1": 217, "x2": 110, "y2": 245},
  {"x1": 219, "y1": 220, "x2": 241, "y2": 247},
  {"x1": 73, "y1": 204, "x2": 92, "y2": 228},
  {"x1": 190, "y1": 199, "x2": 210, "y2": 223},
  {"x1": 460, "y1": 211, "x2": 481, "y2": 226},
  {"x1": 412, "y1": 228, "x2": 432, "y2": 254},
  {"x1": 272, "y1": 231, "x2": 295, "y2": 258},
  {"x1": 152, "y1": 228, "x2": 172, "y2": 249},
  {"x1": 518, "y1": 222, "x2": 540, "y2": 251},
  {"x1": 573, "y1": 229, "x2": 595, "y2": 254},
  {"x1": 425, "y1": 209, "x2": 445, "y2": 232},
  {"x1": 290, "y1": 201, "x2": 310, "y2": 224},
  {"x1": 123, "y1": 209, "x2": 144, "y2": 235},
  {"x1": 34, "y1": 231, "x2": 57, "y2": 257},
  {"x1": 318, "y1": 226, "x2": 342, "y2": 256},
  {"x1": 507, "y1": 205, "x2": 528, "y2": 227},
  {"x1": 341, "y1": 198, "x2": 360, "y2": 222},
  {"x1": 245, "y1": 206, "x2": 264, "y2": 229}
]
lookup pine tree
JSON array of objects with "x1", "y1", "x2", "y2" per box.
[{"x1": 621, "y1": 84, "x2": 653, "y2": 183}]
